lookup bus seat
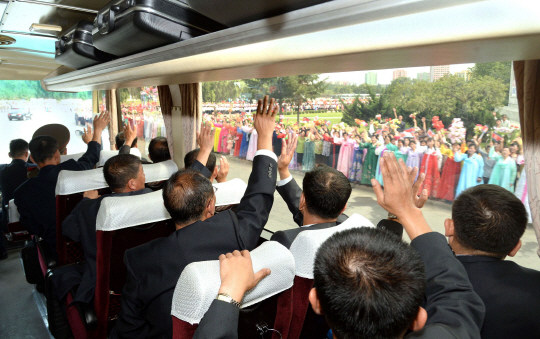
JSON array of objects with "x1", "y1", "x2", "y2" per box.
[
  {"x1": 213, "y1": 178, "x2": 247, "y2": 212},
  {"x1": 60, "y1": 152, "x2": 85, "y2": 163},
  {"x1": 286, "y1": 213, "x2": 375, "y2": 339},
  {"x1": 96, "y1": 149, "x2": 142, "y2": 167},
  {"x1": 7, "y1": 199, "x2": 30, "y2": 242},
  {"x1": 171, "y1": 241, "x2": 295, "y2": 339},
  {"x1": 65, "y1": 189, "x2": 174, "y2": 339},
  {"x1": 55, "y1": 168, "x2": 110, "y2": 266}
]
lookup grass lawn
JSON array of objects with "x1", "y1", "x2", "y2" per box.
[{"x1": 276, "y1": 111, "x2": 344, "y2": 125}]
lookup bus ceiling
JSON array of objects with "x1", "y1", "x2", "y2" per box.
[{"x1": 1, "y1": 0, "x2": 539, "y2": 92}]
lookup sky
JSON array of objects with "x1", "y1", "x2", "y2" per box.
[{"x1": 321, "y1": 63, "x2": 475, "y2": 85}]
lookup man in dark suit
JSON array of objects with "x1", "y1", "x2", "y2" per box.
[
  {"x1": 148, "y1": 137, "x2": 171, "y2": 163},
  {"x1": 13, "y1": 113, "x2": 110, "y2": 255},
  {"x1": 0, "y1": 139, "x2": 35, "y2": 259},
  {"x1": 111, "y1": 96, "x2": 283, "y2": 339},
  {"x1": 444, "y1": 184, "x2": 540, "y2": 338},
  {"x1": 194, "y1": 153, "x2": 484, "y2": 339}
]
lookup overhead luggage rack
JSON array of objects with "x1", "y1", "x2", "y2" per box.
[{"x1": 42, "y1": 0, "x2": 540, "y2": 92}]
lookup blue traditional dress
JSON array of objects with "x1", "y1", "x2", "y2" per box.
[
  {"x1": 374, "y1": 143, "x2": 399, "y2": 186},
  {"x1": 348, "y1": 146, "x2": 365, "y2": 182},
  {"x1": 454, "y1": 152, "x2": 484, "y2": 197},
  {"x1": 488, "y1": 148, "x2": 517, "y2": 193},
  {"x1": 302, "y1": 139, "x2": 315, "y2": 172}
]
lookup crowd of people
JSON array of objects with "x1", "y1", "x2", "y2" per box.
[
  {"x1": 0, "y1": 96, "x2": 538, "y2": 339},
  {"x1": 206, "y1": 110, "x2": 530, "y2": 221}
]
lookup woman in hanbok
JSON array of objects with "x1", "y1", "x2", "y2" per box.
[
  {"x1": 514, "y1": 162, "x2": 532, "y2": 223},
  {"x1": 314, "y1": 131, "x2": 325, "y2": 165},
  {"x1": 234, "y1": 126, "x2": 243, "y2": 157},
  {"x1": 213, "y1": 122, "x2": 222, "y2": 152},
  {"x1": 322, "y1": 132, "x2": 333, "y2": 166},
  {"x1": 348, "y1": 134, "x2": 365, "y2": 182},
  {"x1": 329, "y1": 131, "x2": 343, "y2": 168},
  {"x1": 454, "y1": 144, "x2": 484, "y2": 198},
  {"x1": 239, "y1": 125, "x2": 251, "y2": 158},
  {"x1": 395, "y1": 139, "x2": 409, "y2": 164},
  {"x1": 488, "y1": 146, "x2": 517, "y2": 193},
  {"x1": 359, "y1": 135, "x2": 379, "y2": 185},
  {"x1": 302, "y1": 132, "x2": 316, "y2": 172},
  {"x1": 404, "y1": 141, "x2": 423, "y2": 181},
  {"x1": 296, "y1": 130, "x2": 306, "y2": 167},
  {"x1": 337, "y1": 133, "x2": 355, "y2": 178},
  {"x1": 374, "y1": 136, "x2": 399, "y2": 186},
  {"x1": 288, "y1": 129, "x2": 301, "y2": 170},
  {"x1": 218, "y1": 123, "x2": 229, "y2": 153},
  {"x1": 436, "y1": 143, "x2": 462, "y2": 201},
  {"x1": 418, "y1": 138, "x2": 442, "y2": 197},
  {"x1": 245, "y1": 128, "x2": 258, "y2": 161}
]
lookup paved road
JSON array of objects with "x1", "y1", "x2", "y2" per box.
[
  {"x1": 0, "y1": 109, "x2": 111, "y2": 164},
  {"x1": 224, "y1": 155, "x2": 540, "y2": 270}
]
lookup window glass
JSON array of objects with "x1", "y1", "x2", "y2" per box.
[{"x1": 118, "y1": 86, "x2": 163, "y2": 160}]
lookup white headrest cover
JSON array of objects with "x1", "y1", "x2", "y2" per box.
[
  {"x1": 60, "y1": 152, "x2": 85, "y2": 163},
  {"x1": 142, "y1": 160, "x2": 178, "y2": 182},
  {"x1": 96, "y1": 190, "x2": 170, "y2": 231},
  {"x1": 56, "y1": 168, "x2": 107, "y2": 195},
  {"x1": 8, "y1": 199, "x2": 19, "y2": 223},
  {"x1": 55, "y1": 160, "x2": 178, "y2": 196},
  {"x1": 290, "y1": 213, "x2": 375, "y2": 280},
  {"x1": 97, "y1": 149, "x2": 142, "y2": 167},
  {"x1": 171, "y1": 241, "x2": 295, "y2": 324},
  {"x1": 213, "y1": 178, "x2": 247, "y2": 207}
]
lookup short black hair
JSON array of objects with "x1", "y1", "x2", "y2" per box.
[
  {"x1": 103, "y1": 154, "x2": 142, "y2": 190},
  {"x1": 10, "y1": 139, "x2": 29, "y2": 158},
  {"x1": 467, "y1": 143, "x2": 477, "y2": 150},
  {"x1": 314, "y1": 228, "x2": 426, "y2": 339},
  {"x1": 303, "y1": 164, "x2": 351, "y2": 220},
  {"x1": 29, "y1": 136, "x2": 59, "y2": 164},
  {"x1": 452, "y1": 185, "x2": 528, "y2": 257},
  {"x1": 163, "y1": 169, "x2": 214, "y2": 225},
  {"x1": 148, "y1": 137, "x2": 171, "y2": 163},
  {"x1": 184, "y1": 148, "x2": 216, "y2": 174},
  {"x1": 115, "y1": 132, "x2": 137, "y2": 149}
]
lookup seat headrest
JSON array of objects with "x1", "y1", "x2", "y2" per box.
[
  {"x1": 8, "y1": 199, "x2": 19, "y2": 223},
  {"x1": 213, "y1": 178, "x2": 248, "y2": 207},
  {"x1": 96, "y1": 190, "x2": 170, "y2": 231},
  {"x1": 290, "y1": 213, "x2": 375, "y2": 280},
  {"x1": 60, "y1": 152, "x2": 85, "y2": 163},
  {"x1": 171, "y1": 241, "x2": 295, "y2": 325},
  {"x1": 97, "y1": 148, "x2": 142, "y2": 167},
  {"x1": 55, "y1": 160, "x2": 178, "y2": 196}
]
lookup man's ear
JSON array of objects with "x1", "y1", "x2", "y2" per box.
[
  {"x1": 54, "y1": 150, "x2": 62, "y2": 162},
  {"x1": 24, "y1": 151, "x2": 29, "y2": 160},
  {"x1": 308, "y1": 288, "x2": 323, "y2": 315},
  {"x1": 508, "y1": 240, "x2": 522, "y2": 257},
  {"x1": 127, "y1": 178, "x2": 137, "y2": 191},
  {"x1": 409, "y1": 307, "x2": 427, "y2": 332},
  {"x1": 340, "y1": 203, "x2": 347, "y2": 216},
  {"x1": 29, "y1": 154, "x2": 35, "y2": 164},
  {"x1": 212, "y1": 167, "x2": 218, "y2": 180},
  {"x1": 444, "y1": 219, "x2": 454, "y2": 238},
  {"x1": 8, "y1": 152, "x2": 11, "y2": 158},
  {"x1": 299, "y1": 193, "x2": 306, "y2": 214},
  {"x1": 205, "y1": 195, "x2": 216, "y2": 219}
]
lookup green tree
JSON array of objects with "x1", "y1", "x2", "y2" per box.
[
  {"x1": 469, "y1": 61, "x2": 511, "y2": 105},
  {"x1": 341, "y1": 85, "x2": 390, "y2": 125},
  {"x1": 244, "y1": 75, "x2": 327, "y2": 106}
]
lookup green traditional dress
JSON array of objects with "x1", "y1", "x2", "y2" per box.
[
  {"x1": 375, "y1": 143, "x2": 399, "y2": 186},
  {"x1": 488, "y1": 148, "x2": 517, "y2": 192},
  {"x1": 359, "y1": 142, "x2": 378, "y2": 185}
]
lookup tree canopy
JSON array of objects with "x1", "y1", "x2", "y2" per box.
[
  {"x1": 243, "y1": 75, "x2": 327, "y2": 106},
  {"x1": 0, "y1": 80, "x2": 90, "y2": 100}
]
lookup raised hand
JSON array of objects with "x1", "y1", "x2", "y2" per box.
[
  {"x1": 217, "y1": 250, "x2": 271, "y2": 303},
  {"x1": 371, "y1": 153, "x2": 432, "y2": 240},
  {"x1": 81, "y1": 124, "x2": 93, "y2": 144},
  {"x1": 216, "y1": 156, "x2": 229, "y2": 183},
  {"x1": 91, "y1": 111, "x2": 111, "y2": 144},
  {"x1": 254, "y1": 96, "x2": 279, "y2": 151},
  {"x1": 277, "y1": 134, "x2": 298, "y2": 180},
  {"x1": 123, "y1": 118, "x2": 138, "y2": 147},
  {"x1": 196, "y1": 122, "x2": 216, "y2": 166},
  {"x1": 408, "y1": 167, "x2": 428, "y2": 209}
]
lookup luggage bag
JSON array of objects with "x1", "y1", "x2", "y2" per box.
[
  {"x1": 92, "y1": 0, "x2": 228, "y2": 57},
  {"x1": 55, "y1": 21, "x2": 115, "y2": 70}
]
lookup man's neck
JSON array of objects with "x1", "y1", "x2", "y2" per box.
[
  {"x1": 303, "y1": 213, "x2": 337, "y2": 226},
  {"x1": 11, "y1": 157, "x2": 27, "y2": 162},
  {"x1": 451, "y1": 240, "x2": 504, "y2": 259},
  {"x1": 37, "y1": 160, "x2": 57, "y2": 169}
]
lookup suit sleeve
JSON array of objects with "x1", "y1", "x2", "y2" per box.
[
  {"x1": 234, "y1": 154, "x2": 277, "y2": 250},
  {"x1": 110, "y1": 252, "x2": 150, "y2": 339},
  {"x1": 410, "y1": 232, "x2": 485, "y2": 339},
  {"x1": 190, "y1": 160, "x2": 212, "y2": 179},
  {"x1": 269, "y1": 230, "x2": 292, "y2": 249},
  {"x1": 276, "y1": 179, "x2": 303, "y2": 226},
  {"x1": 193, "y1": 300, "x2": 240, "y2": 339},
  {"x1": 118, "y1": 145, "x2": 131, "y2": 155},
  {"x1": 61, "y1": 198, "x2": 89, "y2": 242},
  {"x1": 62, "y1": 141, "x2": 101, "y2": 171}
]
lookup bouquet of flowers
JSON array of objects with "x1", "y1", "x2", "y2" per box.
[
  {"x1": 375, "y1": 114, "x2": 381, "y2": 120},
  {"x1": 390, "y1": 118, "x2": 400, "y2": 130},
  {"x1": 446, "y1": 118, "x2": 466, "y2": 144},
  {"x1": 432, "y1": 116, "x2": 445, "y2": 131},
  {"x1": 473, "y1": 124, "x2": 488, "y2": 136},
  {"x1": 409, "y1": 112, "x2": 419, "y2": 119},
  {"x1": 355, "y1": 119, "x2": 368, "y2": 127}
]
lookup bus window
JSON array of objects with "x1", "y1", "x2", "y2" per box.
[
  {"x1": 117, "y1": 87, "x2": 163, "y2": 160},
  {"x1": 0, "y1": 81, "x2": 94, "y2": 163}
]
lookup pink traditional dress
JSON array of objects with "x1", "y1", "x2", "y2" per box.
[{"x1": 337, "y1": 138, "x2": 355, "y2": 177}]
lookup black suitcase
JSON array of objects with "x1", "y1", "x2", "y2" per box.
[
  {"x1": 92, "y1": 0, "x2": 228, "y2": 57},
  {"x1": 55, "y1": 21, "x2": 115, "y2": 70}
]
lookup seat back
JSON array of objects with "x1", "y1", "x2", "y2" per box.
[
  {"x1": 213, "y1": 178, "x2": 247, "y2": 212},
  {"x1": 91, "y1": 190, "x2": 174, "y2": 338},
  {"x1": 171, "y1": 241, "x2": 295, "y2": 339},
  {"x1": 54, "y1": 160, "x2": 178, "y2": 265},
  {"x1": 60, "y1": 152, "x2": 85, "y2": 163},
  {"x1": 287, "y1": 213, "x2": 375, "y2": 339}
]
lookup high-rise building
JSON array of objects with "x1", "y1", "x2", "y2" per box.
[
  {"x1": 454, "y1": 70, "x2": 471, "y2": 81},
  {"x1": 430, "y1": 65, "x2": 450, "y2": 82},
  {"x1": 365, "y1": 72, "x2": 377, "y2": 85},
  {"x1": 393, "y1": 69, "x2": 407, "y2": 80},
  {"x1": 417, "y1": 72, "x2": 430, "y2": 81}
]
